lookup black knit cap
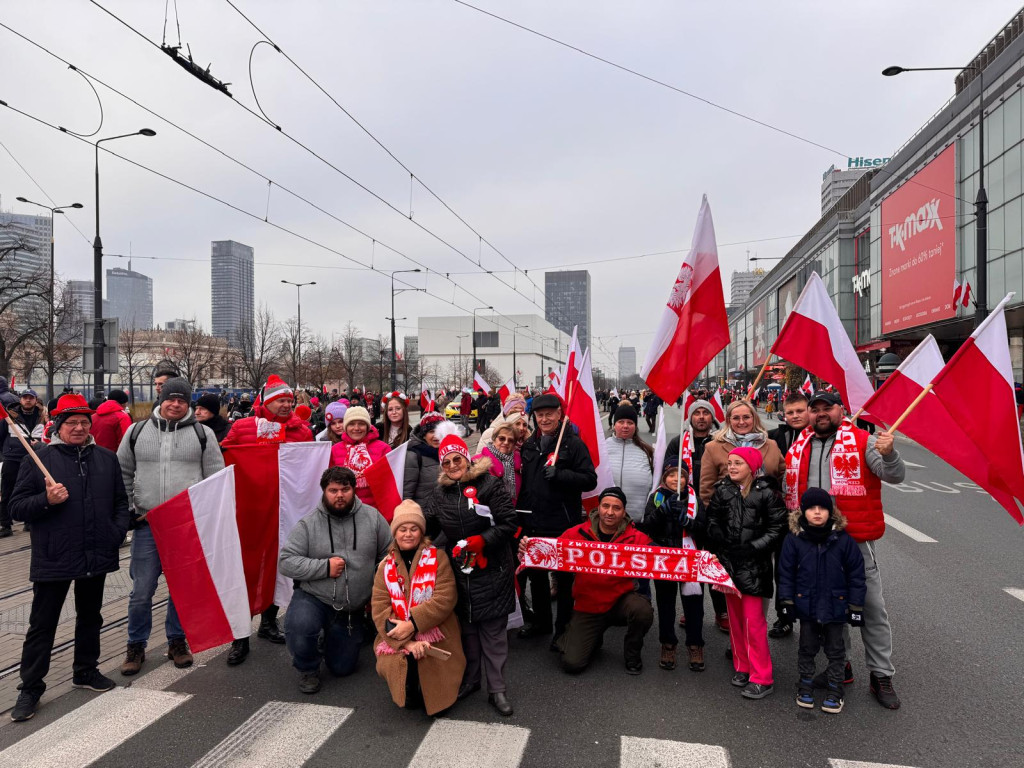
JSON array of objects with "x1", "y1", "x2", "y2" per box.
[
  {"x1": 800, "y1": 487, "x2": 834, "y2": 514},
  {"x1": 106, "y1": 390, "x2": 129, "y2": 405},
  {"x1": 598, "y1": 486, "x2": 628, "y2": 507},
  {"x1": 195, "y1": 393, "x2": 222, "y2": 414},
  {"x1": 613, "y1": 403, "x2": 638, "y2": 424}
]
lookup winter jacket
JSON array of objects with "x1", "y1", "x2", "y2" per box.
[
  {"x1": 642, "y1": 395, "x2": 661, "y2": 417},
  {"x1": 559, "y1": 510, "x2": 652, "y2": 614},
  {"x1": 473, "y1": 445, "x2": 522, "y2": 504},
  {"x1": 372, "y1": 539, "x2": 466, "y2": 715},
  {"x1": 221, "y1": 406, "x2": 314, "y2": 446},
  {"x1": 665, "y1": 431, "x2": 712, "y2": 487},
  {"x1": 402, "y1": 434, "x2": 440, "y2": 506},
  {"x1": 424, "y1": 459, "x2": 517, "y2": 624},
  {"x1": 699, "y1": 433, "x2": 785, "y2": 505},
  {"x1": 0, "y1": 404, "x2": 44, "y2": 461},
  {"x1": 768, "y1": 423, "x2": 801, "y2": 458},
  {"x1": 330, "y1": 426, "x2": 391, "y2": 513},
  {"x1": 91, "y1": 400, "x2": 133, "y2": 452},
  {"x1": 518, "y1": 426, "x2": 597, "y2": 536},
  {"x1": 705, "y1": 475, "x2": 787, "y2": 598},
  {"x1": 639, "y1": 484, "x2": 706, "y2": 548},
  {"x1": 459, "y1": 393, "x2": 472, "y2": 415},
  {"x1": 604, "y1": 436, "x2": 653, "y2": 518},
  {"x1": 116, "y1": 405, "x2": 225, "y2": 521},
  {"x1": 278, "y1": 497, "x2": 392, "y2": 611},
  {"x1": 0, "y1": 377, "x2": 18, "y2": 410},
  {"x1": 778, "y1": 509, "x2": 866, "y2": 624},
  {"x1": 201, "y1": 414, "x2": 231, "y2": 444},
  {"x1": 9, "y1": 435, "x2": 129, "y2": 582}
]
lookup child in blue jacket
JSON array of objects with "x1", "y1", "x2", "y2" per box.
[{"x1": 778, "y1": 487, "x2": 865, "y2": 714}]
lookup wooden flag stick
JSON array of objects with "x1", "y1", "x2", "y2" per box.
[
  {"x1": 888, "y1": 384, "x2": 933, "y2": 434},
  {"x1": 850, "y1": 408, "x2": 864, "y2": 421},
  {"x1": 676, "y1": 404, "x2": 686, "y2": 499},
  {"x1": 746, "y1": 356, "x2": 775, "y2": 399},
  {"x1": 4, "y1": 414, "x2": 54, "y2": 485},
  {"x1": 550, "y1": 382, "x2": 575, "y2": 464}
]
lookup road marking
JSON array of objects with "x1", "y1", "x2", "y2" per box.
[
  {"x1": 1003, "y1": 588, "x2": 1024, "y2": 603},
  {"x1": 883, "y1": 514, "x2": 937, "y2": 543},
  {"x1": 902, "y1": 461, "x2": 926, "y2": 468},
  {"x1": 191, "y1": 701, "x2": 350, "y2": 767},
  {"x1": 408, "y1": 719, "x2": 530, "y2": 768},
  {"x1": 133, "y1": 646, "x2": 226, "y2": 691},
  {"x1": 830, "y1": 760, "x2": 920, "y2": 768},
  {"x1": 0, "y1": 687, "x2": 190, "y2": 768},
  {"x1": 621, "y1": 736, "x2": 731, "y2": 768}
]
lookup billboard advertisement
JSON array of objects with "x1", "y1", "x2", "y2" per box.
[
  {"x1": 752, "y1": 299, "x2": 768, "y2": 365},
  {"x1": 880, "y1": 144, "x2": 956, "y2": 332},
  {"x1": 777, "y1": 275, "x2": 800, "y2": 331}
]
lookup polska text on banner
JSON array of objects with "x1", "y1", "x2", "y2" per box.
[{"x1": 520, "y1": 537, "x2": 738, "y2": 595}]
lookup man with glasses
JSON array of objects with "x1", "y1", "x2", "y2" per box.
[{"x1": 8, "y1": 394, "x2": 130, "y2": 721}]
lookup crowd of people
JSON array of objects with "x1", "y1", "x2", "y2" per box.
[{"x1": 1, "y1": 367, "x2": 907, "y2": 724}]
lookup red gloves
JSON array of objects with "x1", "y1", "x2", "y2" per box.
[{"x1": 464, "y1": 535, "x2": 488, "y2": 569}]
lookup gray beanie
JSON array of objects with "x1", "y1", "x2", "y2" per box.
[
  {"x1": 158, "y1": 377, "x2": 193, "y2": 404},
  {"x1": 687, "y1": 399, "x2": 719, "y2": 425}
]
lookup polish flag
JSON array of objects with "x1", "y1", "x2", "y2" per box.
[
  {"x1": 861, "y1": 334, "x2": 1021, "y2": 522},
  {"x1": 930, "y1": 294, "x2": 1024, "y2": 523},
  {"x1": 147, "y1": 468, "x2": 251, "y2": 652},
  {"x1": 564, "y1": 348, "x2": 614, "y2": 510},
  {"x1": 419, "y1": 382, "x2": 435, "y2": 412},
  {"x1": 709, "y1": 390, "x2": 726, "y2": 422},
  {"x1": 771, "y1": 271, "x2": 873, "y2": 412},
  {"x1": 557, "y1": 327, "x2": 582, "y2": 401},
  {"x1": 497, "y1": 376, "x2": 516, "y2": 404},
  {"x1": 473, "y1": 372, "x2": 491, "y2": 394},
  {"x1": 953, "y1": 279, "x2": 963, "y2": 306},
  {"x1": 682, "y1": 389, "x2": 697, "y2": 415},
  {"x1": 364, "y1": 441, "x2": 408, "y2": 522},
  {"x1": 640, "y1": 195, "x2": 730, "y2": 404},
  {"x1": 800, "y1": 374, "x2": 814, "y2": 395},
  {"x1": 961, "y1": 279, "x2": 972, "y2": 308}
]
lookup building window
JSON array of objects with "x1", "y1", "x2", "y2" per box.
[{"x1": 474, "y1": 331, "x2": 499, "y2": 347}]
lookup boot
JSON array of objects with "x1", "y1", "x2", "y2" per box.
[
  {"x1": 257, "y1": 606, "x2": 285, "y2": 644},
  {"x1": 488, "y1": 692, "x2": 513, "y2": 716},
  {"x1": 686, "y1": 645, "x2": 705, "y2": 672},
  {"x1": 659, "y1": 643, "x2": 677, "y2": 671},
  {"x1": 227, "y1": 637, "x2": 250, "y2": 666},
  {"x1": 120, "y1": 642, "x2": 145, "y2": 676},
  {"x1": 166, "y1": 637, "x2": 193, "y2": 669}
]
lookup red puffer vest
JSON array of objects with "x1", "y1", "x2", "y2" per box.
[{"x1": 795, "y1": 426, "x2": 884, "y2": 542}]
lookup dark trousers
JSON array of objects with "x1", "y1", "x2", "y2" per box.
[
  {"x1": 654, "y1": 580, "x2": 705, "y2": 647},
  {"x1": 462, "y1": 615, "x2": 509, "y2": 694},
  {"x1": 20, "y1": 575, "x2": 106, "y2": 695},
  {"x1": 798, "y1": 619, "x2": 846, "y2": 690},
  {"x1": 707, "y1": 580, "x2": 727, "y2": 616},
  {"x1": 523, "y1": 569, "x2": 574, "y2": 636},
  {"x1": 284, "y1": 588, "x2": 364, "y2": 676},
  {"x1": 0, "y1": 459, "x2": 21, "y2": 528},
  {"x1": 561, "y1": 591, "x2": 653, "y2": 672}
]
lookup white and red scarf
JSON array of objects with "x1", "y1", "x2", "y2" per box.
[
  {"x1": 679, "y1": 430, "x2": 693, "y2": 481},
  {"x1": 376, "y1": 546, "x2": 444, "y2": 655},
  {"x1": 255, "y1": 418, "x2": 286, "y2": 443},
  {"x1": 785, "y1": 419, "x2": 866, "y2": 510}
]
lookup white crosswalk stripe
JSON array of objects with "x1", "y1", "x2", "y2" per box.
[
  {"x1": 882, "y1": 513, "x2": 937, "y2": 543},
  {"x1": 0, "y1": 687, "x2": 191, "y2": 768},
  {"x1": 620, "y1": 736, "x2": 730, "y2": 767},
  {"x1": 407, "y1": 719, "x2": 530, "y2": 768},
  {"x1": 902, "y1": 461, "x2": 926, "y2": 469},
  {"x1": 829, "y1": 760, "x2": 920, "y2": 768},
  {"x1": 191, "y1": 701, "x2": 351, "y2": 768},
  {"x1": 1003, "y1": 587, "x2": 1024, "y2": 603}
]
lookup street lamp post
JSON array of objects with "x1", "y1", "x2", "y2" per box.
[
  {"x1": 883, "y1": 64, "x2": 987, "y2": 326},
  {"x1": 281, "y1": 280, "x2": 316, "y2": 384},
  {"x1": 471, "y1": 306, "x2": 493, "y2": 381},
  {"x1": 92, "y1": 129, "x2": 156, "y2": 395},
  {"x1": 512, "y1": 324, "x2": 528, "y2": 389},
  {"x1": 15, "y1": 197, "x2": 83, "y2": 400},
  {"x1": 456, "y1": 334, "x2": 469, "y2": 388},
  {"x1": 390, "y1": 269, "x2": 423, "y2": 390}
]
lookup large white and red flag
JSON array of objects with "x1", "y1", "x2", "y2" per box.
[
  {"x1": 709, "y1": 389, "x2": 726, "y2": 422},
  {"x1": 473, "y1": 372, "x2": 491, "y2": 394},
  {"x1": 364, "y1": 441, "x2": 408, "y2": 522},
  {"x1": 497, "y1": 375, "x2": 516, "y2": 405},
  {"x1": 556, "y1": 327, "x2": 582, "y2": 401},
  {"x1": 564, "y1": 348, "x2": 614, "y2": 510},
  {"x1": 953, "y1": 279, "x2": 963, "y2": 306},
  {"x1": 930, "y1": 294, "x2": 1024, "y2": 523},
  {"x1": 860, "y1": 335, "x2": 1020, "y2": 522},
  {"x1": 419, "y1": 382, "x2": 435, "y2": 412},
  {"x1": 772, "y1": 271, "x2": 873, "y2": 412},
  {"x1": 147, "y1": 467, "x2": 250, "y2": 653},
  {"x1": 640, "y1": 196, "x2": 730, "y2": 403}
]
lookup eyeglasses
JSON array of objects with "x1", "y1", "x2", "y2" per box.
[
  {"x1": 441, "y1": 456, "x2": 465, "y2": 468},
  {"x1": 63, "y1": 420, "x2": 91, "y2": 429},
  {"x1": 493, "y1": 435, "x2": 514, "y2": 444}
]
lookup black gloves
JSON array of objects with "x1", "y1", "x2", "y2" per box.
[
  {"x1": 543, "y1": 465, "x2": 558, "y2": 481},
  {"x1": 847, "y1": 607, "x2": 864, "y2": 627},
  {"x1": 778, "y1": 603, "x2": 795, "y2": 623}
]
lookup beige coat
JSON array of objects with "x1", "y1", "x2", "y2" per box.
[
  {"x1": 372, "y1": 539, "x2": 466, "y2": 715},
  {"x1": 699, "y1": 435, "x2": 785, "y2": 505}
]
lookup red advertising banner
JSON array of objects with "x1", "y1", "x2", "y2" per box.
[
  {"x1": 520, "y1": 537, "x2": 740, "y2": 595},
  {"x1": 752, "y1": 299, "x2": 769, "y2": 365},
  {"x1": 881, "y1": 144, "x2": 957, "y2": 332}
]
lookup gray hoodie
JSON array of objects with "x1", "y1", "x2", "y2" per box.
[{"x1": 278, "y1": 497, "x2": 391, "y2": 611}]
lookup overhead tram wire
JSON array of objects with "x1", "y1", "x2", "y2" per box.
[{"x1": 0, "y1": 138, "x2": 91, "y2": 244}]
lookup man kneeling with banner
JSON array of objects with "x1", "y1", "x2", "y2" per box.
[{"x1": 519, "y1": 487, "x2": 737, "y2": 676}]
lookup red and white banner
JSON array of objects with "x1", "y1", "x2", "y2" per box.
[
  {"x1": 800, "y1": 374, "x2": 813, "y2": 395},
  {"x1": 556, "y1": 327, "x2": 582, "y2": 401},
  {"x1": 223, "y1": 441, "x2": 332, "y2": 612},
  {"x1": 497, "y1": 376, "x2": 516, "y2": 405},
  {"x1": 419, "y1": 382, "x2": 435, "y2": 412},
  {"x1": 472, "y1": 372, "x2": 491, "y2": 394},
  {"x1": 565, "y1": 348, "x2": 614, "y2": 509},
  {"x1": 709, "y1": 389, "x2": 726, "y2": 422},
  {"x1": 953, "y1": 279, "x2": 963, "y2": 307},
  {"x1": 960, "y1": 279, "x2": 972, "y2": 308},
  {"x1": 520, "y1": 536, "x2": 738, "y2": 594},
  {"x1": 772, "y1": 271, "x2": 874, "y2": 413},
  {"x1": 148, "y1": 467, "x2": 251, "y2": 652},
  {"x1": 640, "y1": 195, "x2": 730, "y2": 403},
  {"x1": 364, "y1": 440, "x2": 408, "y2": 522},
  {"x1": 682, "y1": 389, "x2": 696, "y2": 415}
]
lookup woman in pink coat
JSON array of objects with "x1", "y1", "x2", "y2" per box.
[{"x1": 330, "y1": 406, "x2": 391, "y2": 515}]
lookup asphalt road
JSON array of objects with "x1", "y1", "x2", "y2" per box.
[{"x1": 0, "y1": 412, "x2": 1021, "y2": 767}]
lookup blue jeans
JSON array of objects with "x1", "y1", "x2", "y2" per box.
[
  {"x1": 127, "y1": 525, "x2": 184, "y2": 645},
  {"x1": 284, "y1": 588, "x2": 364, "y2": 676}
]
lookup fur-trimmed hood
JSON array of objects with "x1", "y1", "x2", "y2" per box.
[
  {"x1": 788, "y1": 507, "x2": 848, "y2": 535},
  {"x1": 437, "y1": 455, "x2": 493, "y2": 486}
]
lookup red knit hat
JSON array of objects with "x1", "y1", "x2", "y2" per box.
[
  {"x1": 729, "y1": 446, "x2": 763, "y2": 475},
  {"x1": 263, "y1": 374, "x2": 294, "y2": 405},
  {"x1": 438, "y1": 432, "x2": 470, "y2": 463},
  {"x1": 53, "y1": 393, "x2": 95, "y2": 417}
]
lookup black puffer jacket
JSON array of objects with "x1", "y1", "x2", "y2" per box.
[
  {"x1": 705, "y1": 475, "x2": 786, "y2": 598},
  {"x1": 424, "y1": 458, "x2": 517, "y2": 624},
  {"x1": 518, "y1": 426, "x2": 597, "y2": 536},
  {"x1": 403, "y1": 434, "x2": 440, "y2": 506},
  {"x1": 9, "y1": 435, "x2": 130, "y2": 582},
  {"x1": 640, "y1": 483, "x2": 707, "y2": 548}
]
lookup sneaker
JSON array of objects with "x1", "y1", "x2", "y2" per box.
[
  {"x1": 625, "y1": 660, "x2": 643, "y2": 675},
  {"x1": 796, "y1": 678, "x2": 815, "y2": 709},
  {"x1": 226, "y1": 637, "x2": 250, "y2": 666},
  {"x1": 298, "y1": 671, "x2": 321, "y2": 694},
  {"x1": 869, "y1": 673, "x2": 901, "y2": 710},
  {"x1": 730, "y1": 672, "x2": 750, "y2": 687},
  {"x1": 813, "y1": 662, "x2": 853, "y2": 688},
  {"x1": 741, "y1": 682, "x2": 774, "y2": 699},
  {"x1": 686, "y1": 645, "x2": 705, "y2": 672},
  {"x1": 166, "y1": 638, "x2": 193, "y2": 669},
  {"x1": 715, "y1": 612, "x2": 730, "y2": 634},
  {"x1": 767, "y1": 619, "x2": 793, "y2": 638},
  {"x1": 822, "y1": 686, "x2": 844, "y2": 714},
  {"x1": 120, "y1": 642, "x2": 145, "y2": 676},
  {"x1": 659, "y1": 644, "x2": 677, "y2": 671},
  {"x1": 10, "y1": 690, "x2": 40, "y2": 721},
  {"x1": 72, "y1": 670, "x2": 116, "y2": 692}
]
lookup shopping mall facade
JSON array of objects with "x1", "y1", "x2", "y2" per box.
[{"x1": 715, "y1": 9, "x2": 1024, "y2": 384}]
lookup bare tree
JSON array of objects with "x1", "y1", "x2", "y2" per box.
[
  {"x1": 280, "y1": 317, "x2": 303, "y2": 387},
  {"x1": 27, "y1": 278, "x2": 85, "y2": 400},
  {"x1": 235, "y1": 305, "x2": 281, "y2": 390},
  {"x1": 336, "y1": 322, "x2": 364, "y2": 392},
  {"x1": 0, "y1": 226, "x2": 49, "y2": 379},
  {"x1": 304, "y1": 333, "x2": 333, "y2": 394},
  {"x1": 168, "y1": 319, "x2": 217, "y2": 387},
  {"x1": 118, "y1": 324, "x2": 150, "y2": 404}
]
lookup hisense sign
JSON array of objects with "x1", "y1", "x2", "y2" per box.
[{"x1": 848, "y1": 156, "x2": 890, "y2": 168}]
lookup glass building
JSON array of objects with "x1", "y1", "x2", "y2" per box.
[
  {"x1": 211, "y1": 240, "x2": 254, "y2": 347},
  {"x1": 545, "y1": 270, "x2": 592, "y2": 350},
  {"x1": 106, "y1": 267, "x2": 153, "y2": 330}
]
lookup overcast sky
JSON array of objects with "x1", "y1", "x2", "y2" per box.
[{"x1": 0, "y1": 1, "x2": 1016, "y2": 375}]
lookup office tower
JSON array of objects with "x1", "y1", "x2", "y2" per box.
[
  {"x1": 211, "y1": 240, "x2": 254, "y2": 346},
  {"x1": 106, "y1": 267, "x2": 154, "y2": 330},
  {"x1": 544, "y1": 270, "x2": 591, "y2": 350}
]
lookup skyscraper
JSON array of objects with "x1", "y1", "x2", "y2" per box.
[
  {"x1": 106, "y1": 267, "x2": 153, "y2": 330},
  {"x1": 68, "y1": 280, "x2": 95, "y2": 319},
  {"x1": 544, "y1": 270, "x2": 591, "y2": 350},
  {"x1": 211, "y1": 240, "x2": 254, "y2": 346},
  {"x1": 0, "y1": 212, "x2": 51, "y2": 324},
  {"x1": 729, "y1": 270, "x2": 763, "y2": 309},
  {"x1": 618, "y1": 346, "x2": 637, "y2": 379}
]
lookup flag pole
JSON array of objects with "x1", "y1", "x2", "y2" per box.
[
  {"x1": 551, "y1": 382, "x2": 576, "y2": 464},
  {"x1": 746, "y1": 355, "x2": 774, "y2": 399},
  {"x1": 676, "y1": 403, "x2": 686, "y2": 500},
  {"x1": 888, "y1": 384, "x2": 933, "y2": 433},
  {"x1": 4, "y1": 415, "x2": 54, "y2": 484}
]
